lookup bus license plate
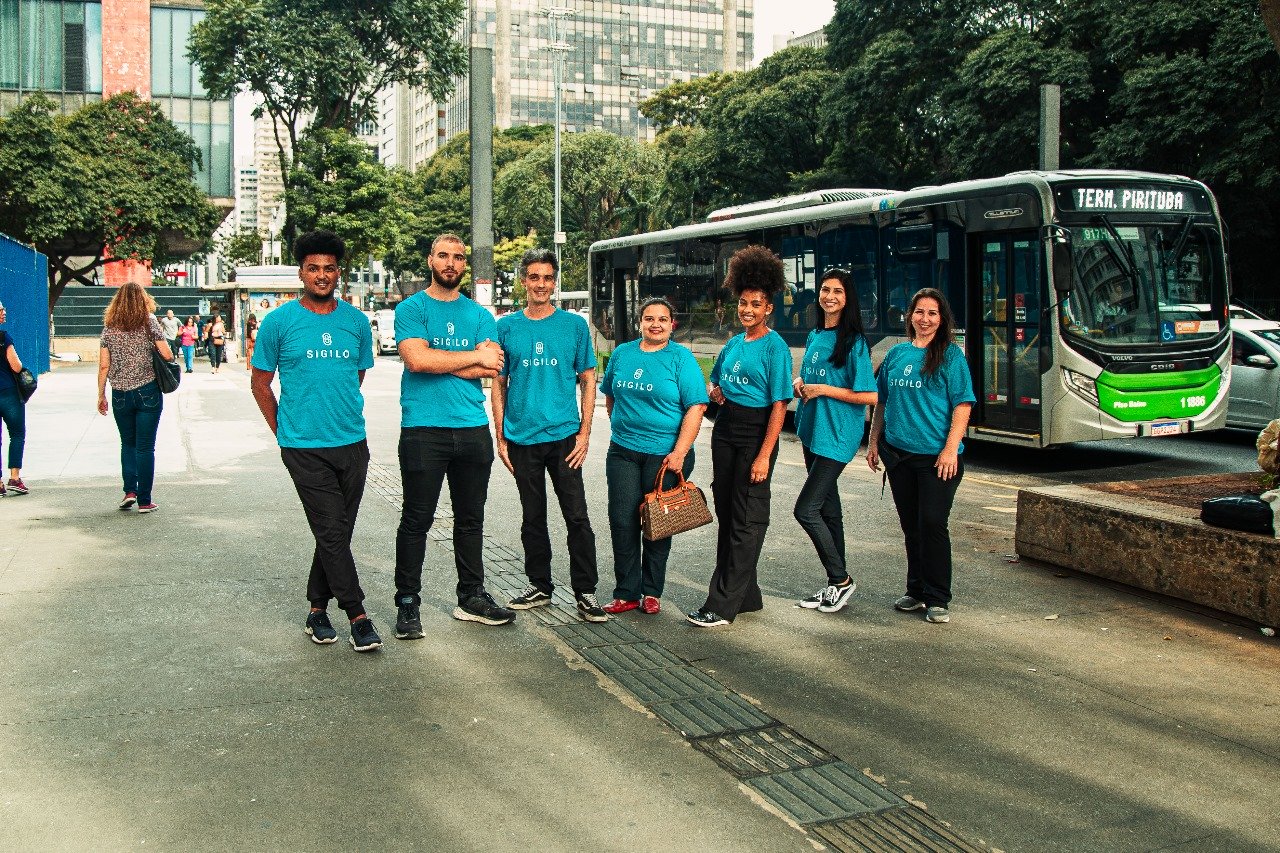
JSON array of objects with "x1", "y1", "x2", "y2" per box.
[{"x1": 1150, "y1": 421, "x2": 1181, "y2": 437}]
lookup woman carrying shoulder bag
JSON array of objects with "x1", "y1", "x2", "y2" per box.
[
  {"x1": 98, "y1": 282, "x2": 174, "y2": 513},
  {"x1": 208, "y1": 313, "x2": 226, "y2": 373},
  {"x1": 0, "y1": 300, "x2": 30, "y2": 496}
]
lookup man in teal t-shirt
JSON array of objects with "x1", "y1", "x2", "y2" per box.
[
  {"x1": 392, "y1": 233, "x2": 515, "y2": 637},
  {"x1": 491, "y1": 250, "x2": 606, "y2": 622},
  {"x1": 250, "y1": 230, "x2": 382, "y2": 653}
]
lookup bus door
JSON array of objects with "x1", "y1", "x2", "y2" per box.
[{"x1": 977, "y1": 232, "x2": 1042, "y2": 432}]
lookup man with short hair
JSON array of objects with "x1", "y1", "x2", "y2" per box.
[
  {"x1": 160, "y1": 309, "x2": 180, "y2": 356},
  {"x1": 250, "y1": 229, "x2": 382, "y2": 652},
  {"x1": 393, "y1": 233, "x2": 514, "y2": 637},
  {"x1": 493, "y1": 249, "x2": 606, "y2": 622}
]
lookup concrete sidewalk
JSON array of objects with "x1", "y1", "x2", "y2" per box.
[{"x1": 2, "y1": 364, "x2": 1279, "y2": 852}]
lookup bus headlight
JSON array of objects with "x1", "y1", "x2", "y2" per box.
[{"x1": 1063, "y1": 368, "x2": 1099, "y2": 405}]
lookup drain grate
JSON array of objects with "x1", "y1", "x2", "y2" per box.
[
  {"x1": 649, "y1": 692, "x2": 776, "y2": 738},
  {"x1": 530, "y1": 605, "x2": 581, "y2": 627},
  {"x1": 694, "y1": 726, "x2": 835, "y2": 778},
  {"x1": 744, "y1": 762, "x2": 906, "y2": 825},
  {"x1": 810, "y1": 807, "x2": 989, "y2": 852},
  {"x1": 550, "y1": 620, "x2": 643, "y2": 649},
  {"x1": 579, "y1": 641, "x2": 685, "y2": 674},
  {"x1": 613, "y1": 666, "x2": 726, "y2": 704}
]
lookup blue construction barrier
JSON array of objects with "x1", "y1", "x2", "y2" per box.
[{"x1": 0, "y1": 233, "x2": 50, "y2": 375}]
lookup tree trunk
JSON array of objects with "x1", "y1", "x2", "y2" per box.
[{"x1": 1264, "y1": 0, "x2": 1280, "y2": 55}]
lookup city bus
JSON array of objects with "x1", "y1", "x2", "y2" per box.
[{"x1": 587, "y1": 170, "x2": 1232, "y2": 448}]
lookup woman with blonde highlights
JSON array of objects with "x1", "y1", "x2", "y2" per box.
[{"x1": 98, "y1": 282, "x2": 174, "y2": 513}]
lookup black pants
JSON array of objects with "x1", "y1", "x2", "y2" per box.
[
  {"x1": 396, "y1": 425, "x2": 493, "y2": 605},
  {"x1": 209, "y1": 342, "x2": 223, "y2": 369},
  {"x1": 793, "y1": 448, "x2": 849, "y2": 584},
  {"x1": 509, "y1": 435, "x2": 597, "y2": 595},
  {"x1": 280, "y1": 440, "x2": 370, "y2": 619},
  {"x1": 702, "y1": 402, "x2": 777, "y2": 621},
  {"x1": 883, "y1": 439, "x2": 963, "y2": 607}
]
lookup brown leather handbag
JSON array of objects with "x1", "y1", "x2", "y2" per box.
[{"x1": 640, "y1": 462, "x2": 714, "y2": 541}]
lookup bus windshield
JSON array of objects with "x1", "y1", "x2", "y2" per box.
[{"x1": 1060, "y1": 221, "x2": 1225, "y2": 346}]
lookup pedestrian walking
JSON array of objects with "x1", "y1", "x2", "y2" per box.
[
  {"x1": 688, "y1": 246, "x2": 793, "y2": 628},
  {"x1": 792, "y1": 268, "x2": 877, "y2": 614},
  {"x1": 250, "y1": 229, "x2": 382, "y2": 651},
  {"x1": 0, "y1": 300, "x2": 30, "y2": 496},
  {"x1": 492, "y1": 249, "x2": 607, "y2": 623},
  {"x1": 866, "y1": 287, "x2": 976, "y2": 625},
  {"x1": 244, "y1": 313, "x2": 259, "y2": 370},
  {"x1": 601, "y1": 297, "x2": 708, "y2": 615},
  {"x1": 97, "y1": 282, "x2": 174, "y2": 514},
  {"x1": 392, "y1": 233, "x2": 513, "y2": 637},
  {"x1": 178, "y1": 316, "x2": 198, "y2": 373},
  {"x1": 160, "y1": 309, "x2": 180, "y2": 356},
  {"x1": 207, "y1": 313, "x2": 226, "y2": 373}
]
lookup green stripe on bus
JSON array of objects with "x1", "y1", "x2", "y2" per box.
[
  {"x1": 1097, "y1": 365, "x2": 1221, "y2": 391},
  {"x1": 1096, "y1": 368, "x2": 1221, "y2": 422}
]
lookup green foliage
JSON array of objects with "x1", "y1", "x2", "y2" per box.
[
  {"x1": 494, "y1": 234, "x2": 538, "y2": 307},
  {"x1": 638, "y1": 72, "x2": 733, "y2": 132},
  {"x1": 220, "y1": 228, "x2": 265, "y2": 269},
  {"x1": 0, "y1": 93, "x2": 219, "y2": 304}
]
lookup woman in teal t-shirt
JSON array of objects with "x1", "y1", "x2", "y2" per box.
[
  {"x1": 601, "y1": 297, "x2": 708, "y2": 615},
  {"x1": 792, "y1": 269, "x2": 877, "y2": 615},
  {"x1": 867, "y1": 287, "x2": 976, "y2": 625},
  {"x1": 688, "y1": 246, "x2": 794, "y2": 628}
]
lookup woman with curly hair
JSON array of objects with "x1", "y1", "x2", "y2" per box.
[
  {"x1": 98, "y1": 281, "x2": 174, "y2": 513},
  {"x1": 687, "y1": 245, "x2": 794, "y2": 627}
]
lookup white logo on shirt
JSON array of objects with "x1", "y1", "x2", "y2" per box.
[
  {"x1": 536, "y1": 341, "x2": 544, "y2": 354},
  {"x1": 322, "y1": 332, "x2": 333, "y2": 346},
  {"x1": 904, "y1": 364, "x2": 913, "y2": 377},
  {"x1": 447, "y1": 322, "x2": 456, "y2": 336},
  {"x1": 633, "y1": 368, "x2": 644, "y2": 380},
  {"x1": 811, "y1": 351, "x2": 819, "y2": 363},
  {"x1": 732, "y1": 360, "x2": 741, "y2": 373}
]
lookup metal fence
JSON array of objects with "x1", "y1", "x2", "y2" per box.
[{"x1": 0, "y1": 232, "x2": 50, "y2": 375}]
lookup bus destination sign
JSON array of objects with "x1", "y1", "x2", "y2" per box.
[{"x1": 1056, "y1": 184, "x2": 1211, "y2": 215}]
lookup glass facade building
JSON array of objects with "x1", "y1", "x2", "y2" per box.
[{"x1": 0, "y1": 0, "x2": 104, "y2": 112}]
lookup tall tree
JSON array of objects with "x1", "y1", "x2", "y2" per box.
[
  {"x1": 189, "y1": 0, "x2": 468, "y2": 257},
  {"x1": 0, "y1": 94, "x2": 219, "y2": 305}
]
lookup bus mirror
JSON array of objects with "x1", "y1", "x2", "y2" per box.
[{"x1": 1049, "y1": 227, "x2": 1074, "y2": 294}]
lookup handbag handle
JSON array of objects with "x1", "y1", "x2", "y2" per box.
[{"x1": 650, "y1": 461, "x2": 689, "y2": 496}]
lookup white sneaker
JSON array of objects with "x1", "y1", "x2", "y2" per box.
[{"x1": 818, "y1": 581, "x2": 857, "y2": 613}]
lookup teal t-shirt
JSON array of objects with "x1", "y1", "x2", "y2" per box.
[
  {"x1": 251, "y1": 299, "x2": 374, "y2": 449},
  {"x1": 795, "y1": 330, "x2": 877, "y2": 464},
  {"x1": 497, "y1": 308, "x2": 596, "y2": 445},
  {"x1": 710, "y1": 330, "x2": 794, "y2": 407},
  {"x1": 396, "y1": 291, "x2": 497, "y2": 428},
  {"x1": 876, "y1": 342, "x2": 976, "y2": 455},
  {"x1": 601, "y1": 340, "x2": 708, "y2": 456}
]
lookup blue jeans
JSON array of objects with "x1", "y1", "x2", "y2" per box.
[
  {"x1": 112, "y1": 381, "x2": 163, "y2": 504},
  {"x1": 0, "y1": 385, "x2": 24, "y2": 469},
  {"x1": 181, "y1": 344, "x2": 194, "y2": 371},
  {"x1": 793, "y1": 447, "x2": 849, "y2": 583},
  {"x1": 605, "y1": 441, "x2": 695, "y2": 602}
]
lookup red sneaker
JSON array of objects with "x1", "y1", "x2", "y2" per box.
[
  {"x1": 602, "y1": 598, "x2": 639, "y2": 615},
  {"x1": 119, "y1": 492, "x2": 137, "y2": 510},
  {"x1": 641, "y1": 595, "x2": 661, "y2": 615}
]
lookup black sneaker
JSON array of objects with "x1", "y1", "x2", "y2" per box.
[
  {"x1": 575, "y1": 592, "x2": 609, "y2": 623},
  {"x1": 304, "y1": 610, "x2": 338, "y2": 644},
  {"x1": 508, "y1": 585, "x2": 553, "y2": 610},
  {"x1": 349, "y1": 617, "x2": 383, "y2": 652},
  {"x1": 453, "y1": 592, "x2": 516, "y2": 626},
  {"x1": 818, "y1": 580, "x2": 857, "y2": 614},
  {"x1": 396, "y1": 600, "x2": 424, "y2": 640},
  {"x1": 686, "y1": 608, "x2": 730, "y2": 627}
]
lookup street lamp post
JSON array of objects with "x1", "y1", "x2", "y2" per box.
[{"x1": 544, "y1": 6, "x2": 573, "y2": 304}]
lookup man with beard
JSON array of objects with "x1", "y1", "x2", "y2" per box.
[
  {"x1": 392, "y1": 233, "x2": 514, "y2": 637},
  {"x1": 250, "y1": 230, "x2": 382, "y2": 652}
]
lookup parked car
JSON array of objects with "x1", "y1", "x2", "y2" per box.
[
  {"x1": 1228, "y1": 318, "x2": 1280, "y2": 429},
  {"x1": 373, "y1": 309, "x2": 397, "y2": 355}
]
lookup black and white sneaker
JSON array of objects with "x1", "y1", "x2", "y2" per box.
[
  {"x1": 395, "y1": 599, "x2": 424, "y2": 640},
  {"x1": 349, "y1": 617, "x2": 383, "y2": 652},
  {"x1": 508, "y1": 585, "x2": 553, "y2": 610},
  {"x1": 686, "y1": 609, "x2": 730, "y2": 627},
  {"x1": 818, "y1": 580, "x2": 856, "y2": 614},
  {"x1": 304, "y1": 610, "x2": 338, "y2": 644},
  {"x1": 797, "y1": 588, "x2": 826, "y2": 609},
  {"x1": 575, "y1": 592, "x2": 609, "y2": 623},
  {"x1": 453, "y1": 592, "x2": 516, "y2": 626}
]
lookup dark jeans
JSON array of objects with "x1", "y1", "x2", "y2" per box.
[
  {"x1": 181, "y1": 344, "x2": 194, "y2": 371},
  {"x1": 703, "y1": 402, "x2": 778, "y2": 621},
  {"x1": 883, "y1": 439, "x2": 963, "y2": 607},
  {"x1": 396, "y1": 425, "x2": 494, "y2": 605},
  {"x1": 111, "y1": 380, "x2": 163, "y2": 504},
  {"x1": 509, "y1": 435, "x2": 597, "y2": 594},
  {"x1": 0, "y1": 385, "x2": 25, "y2": 469},
  {"x1": 209, "y1": 342, "x2": 223, "y2": 369},
  {"x1": 793, "y1": 447, "x2": 849, "y2": 584},
  {"x1": 280, "y1": 440, "x2": 370, "y2": 619},
  {"x1": 605, "y1": 441, "x2": 695, "y2": 602}
]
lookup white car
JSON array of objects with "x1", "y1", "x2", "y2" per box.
[
  {"x1": 1229, "y1": 318, "x2": 1280, "y2": 429},
  {"x1": 373, "y1": 309, "x2": 397, "y2": 355}
]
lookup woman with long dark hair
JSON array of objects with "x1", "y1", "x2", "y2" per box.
[
  {"x1": 687, "y1": 246, "x2": 794, "y2": 627},
  {"x1": 178, "y1": 315, "x2": 198, "y2": 373},
  {"x1": 0, "y1": 300, "x2": 29, "y2": 496},
  {"x1": 866, "y1": 287, "x2": 975, "y2": 624},
  {"x1": 793, "y1": 269, "x2": 877, "y2": 613},
  {"x1": 98, "y1": 282, "x2": 174, "y2": 513}
]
